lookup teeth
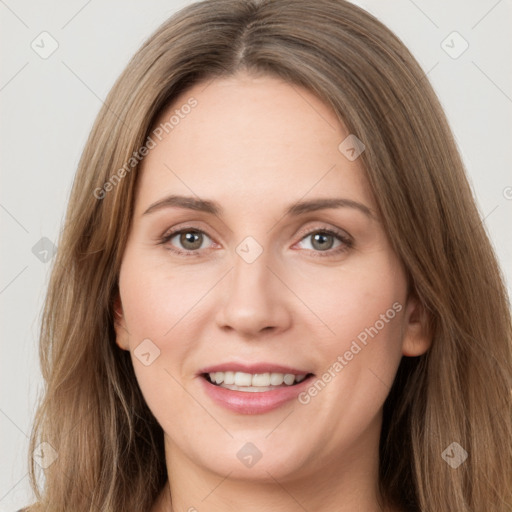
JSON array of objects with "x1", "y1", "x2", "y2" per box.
[
  {"x1": 252, "y1": 373, "x2": 270, "y2": 386},
  {"x1": 207, "y1": 371, "x2": 308, "y2": 388},
  {"x1": 270, "y1": 373, "x2": 284, "y2": 386},
  {"x1": 234, "y1": 372, "x2": 253, "y2": 386},
  {"x1": 283, "y1": 374, "x2": 295, "y2": 385},
  {"x1": 224, "y1": 371, "x2": 235, "y2": 385}
]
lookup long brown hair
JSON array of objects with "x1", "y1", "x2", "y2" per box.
[{"x1": 26, "y1": 1, "x2": 512, "y2": 510}]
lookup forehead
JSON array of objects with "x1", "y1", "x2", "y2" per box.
[{"x1": 136, "y1": 72, "x2": 373, "y2": 214}]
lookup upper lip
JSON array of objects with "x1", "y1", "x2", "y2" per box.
[{"x1": 199, "y1": 362, "x2": 313, "y2": 375}]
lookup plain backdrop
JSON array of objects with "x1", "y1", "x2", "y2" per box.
[{"x1": 1, "y1": 0, "x2": 511, "y2": 510}]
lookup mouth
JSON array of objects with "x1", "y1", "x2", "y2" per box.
[
  {"x1": 202, "y1": 371, "x2": 314, "y2": 392},
  {"x1": 198, "y1": 365, "x2": 316, "y2": 414}
]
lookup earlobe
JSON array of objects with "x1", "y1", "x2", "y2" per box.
[
  {"x1": 113, "y1": 294, "x2": 130, "y2": 351},
  {"x1": 401, "y1": 295, "x2": 432, "y2": 357}
]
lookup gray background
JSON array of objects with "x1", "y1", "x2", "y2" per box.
[{"x1": 1, "y1": 0, "x2": 511, "y2": 510}]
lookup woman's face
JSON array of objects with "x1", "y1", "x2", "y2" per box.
[{"x1": 115, "y1": 72, "x2": 429, "y2": 483}]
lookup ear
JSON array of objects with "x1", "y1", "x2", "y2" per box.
[
  {"x1": 113, "y1": 293, "x2": 130, "y2": 351},
  {"x1": 401, "y1": 294, "x2": 432, "y2": 357}
]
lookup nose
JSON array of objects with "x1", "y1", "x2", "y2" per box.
[{"x1": 215, "y1": 250, "x2": 293, "y2": 337}]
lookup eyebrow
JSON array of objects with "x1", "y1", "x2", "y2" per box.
[{"x1": 143, "y1": 194, "x2": 374, "y2": 219}]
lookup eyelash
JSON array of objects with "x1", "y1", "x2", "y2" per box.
[{"x1": 158, "y1": 225, "x2": 353, "y2": 258}]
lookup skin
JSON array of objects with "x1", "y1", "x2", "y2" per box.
[{"x1": 114, "y1": 71, "x2": 431, "y2": 512}]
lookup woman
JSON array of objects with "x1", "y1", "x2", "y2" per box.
[{"x1": 24, "y1": 0, "x2": 512, "y2": 511}]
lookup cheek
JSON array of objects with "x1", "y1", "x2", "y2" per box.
[
  {"x1": 295, "y1": 298, "x2": 405, "y2": 462},
  {"x1": 299, "y1": 254, "x2": 407, "y2": 403},
  {"x1": 119, "y1": 256, "x2": 213, "y2": 342},
  {"x1": 292, "y1": 251, "x2": 406, "y2": 347},
  {"x1": 117, "y1": 256, "x2": 213, "y2": 408}
]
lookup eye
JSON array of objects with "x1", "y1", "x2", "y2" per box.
[
  {"x1": 160, "y1": 228, "x2": 214, "y2": 256},
  {"x1": 296, "y1": 228, "x2": 352, "y2": 256}
]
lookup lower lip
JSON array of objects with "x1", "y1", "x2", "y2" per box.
[{"x1": 199, "y1": 375, "x2": 314, "y2": 414}]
